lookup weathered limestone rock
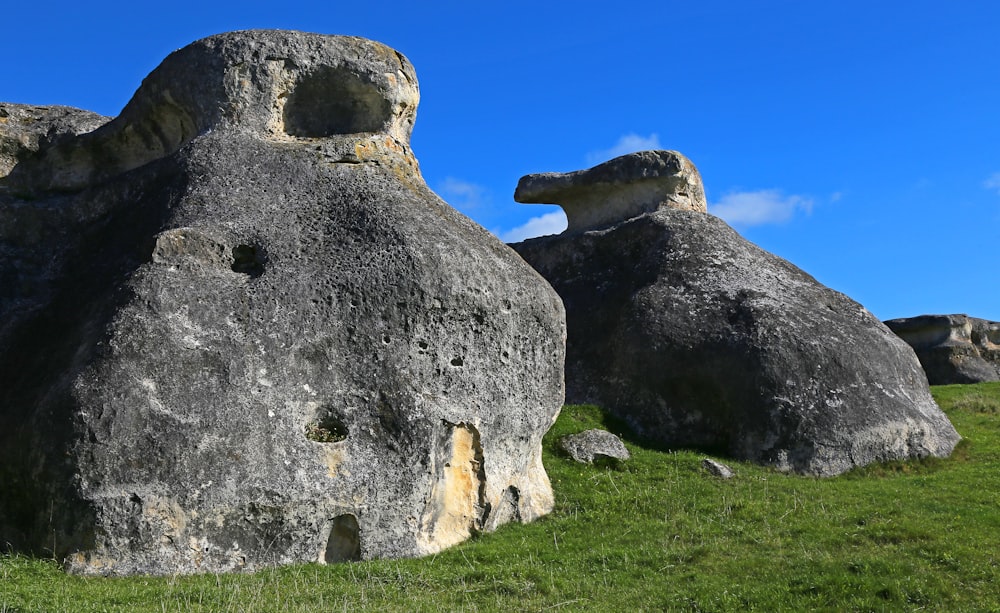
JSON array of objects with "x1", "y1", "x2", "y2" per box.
[
  {"x1": 701, "y1": 459, "x2": 734, "y2": 479},
  {"x1": 0, "y1": 103, "x2": 109, "y2": 178},
  {"x1": 0, "y1": 30, "x2": 565, "y2": 576},
  {"x1": 558, "y1": 429, "x2": 630, "y2": 464},
  {"x1": 884, "y1": 314, "x2": 1000, "y2": 384},
  {"x1": 514, "y1": 150, "x2": 706, "y2": 234},
  {"x1": 512, "y1": 151, "x2": 959, "y2": 477}
]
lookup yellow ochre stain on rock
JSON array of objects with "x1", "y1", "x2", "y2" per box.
[{"x1": 417, "y1": 424, "x2": 484, "y2": 553}]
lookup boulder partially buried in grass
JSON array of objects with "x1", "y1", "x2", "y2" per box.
[
  {"x1": 511, "y1": 150, "x2": 960, "y2": 477},
  {"x1": 0, "y1": 30, "x2": 564, "y2": 576}
]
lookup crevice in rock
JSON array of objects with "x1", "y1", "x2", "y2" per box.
[{"x1": 323, "y1": 513, "x2": 361, "y2": 563}]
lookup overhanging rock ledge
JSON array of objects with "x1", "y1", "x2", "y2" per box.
[{"x1": 512, "y1": 150, "x2": 959, "y2": 477}]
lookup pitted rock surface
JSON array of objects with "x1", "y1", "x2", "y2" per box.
[
  {"x1": 558, "y1": 429, "x2": 630, "y2": 464},
  {"x1": 5, "y1": 32, "x2": 420, "y2": 195},
  {"x1": 0, "y1": 30, "x2": 565, "y2": 576},
  {"x1": 512, "y1": 153, "x2": 959, "y2": 477},
  {"x1": 514, "y1": 150, "x2": 706, "y2": 234},
  {"x1": 0, "y1": 103, "x2": 109, "y2": 178},
  {"x1": 885, "y1": 314, "x2": 1000, "y2": 384}
]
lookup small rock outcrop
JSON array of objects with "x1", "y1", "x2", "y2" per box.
[
  {"x1": 558, "y1": 430, "x2": 630, "y2": 464},
  {"x1": 701, "y1": 459, "x2": 735, "y2": 479},
  {"x1": 0, "y1": 31, "x2": 565, "y2": 576},
  {"x1": 512, "y1": 150, "x2": 960, "y2": 477},
  {"x1": 884, "y1": 314, "x2": 1000, "y2": 384}
]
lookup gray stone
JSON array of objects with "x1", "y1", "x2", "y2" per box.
[
  {"x1": 511, "y1": 151, "x2": 960, "y2": 477},
  {"x1": 0, "y1": 30, "x2": 565, "y2": 576},
  {"x1": 0, "y1": 103, "x2": 109, "y2": 179},
  {"x1": 558, "y1": 429, "x2": 630, "y2": 464},
  {"x1": 884, "y1": 314, "x2": 1000, "y2": 384},
  {"x1": 514, "y1": 150, "x2": 706, "y2": 234},
  {"x1": 701, "y1": 459, "x2": 734, "y2": 479}
]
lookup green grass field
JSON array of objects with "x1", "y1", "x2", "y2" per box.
[{"x1": 3, "y1": 382, "x2": 999, "y2": 612}]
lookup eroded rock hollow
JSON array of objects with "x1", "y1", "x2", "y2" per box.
[
  {"x1": 0, "y1": 30, "x2": 564, "y2": 575},
  {"x1": 512, "y1": 150, "x2": 959, "y2": 476}
]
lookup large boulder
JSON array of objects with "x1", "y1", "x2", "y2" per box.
[
  {"x1": 511, "y1": 150, "x2": 959, "y2": 477},
  {"x1": 0, "y1": 30, "x2": 565, "y2": 576},
  {"x1": 884, "y1": 314, "x2": 1000, "y2": 384}
]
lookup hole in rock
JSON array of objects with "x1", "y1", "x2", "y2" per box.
[
  {"x1": 283, "y1": 66, "x2": 391, "y2": 137},
  {"x1": 305, "y1": 413, "x2": 348, "y2": 443},
  {"x1": 324, "y1": 514, "x2": 361, "y2": 563},
  {"x1": 231, "y1": 244, "x2": 265, "y2": 278},
  {"x1": 450, "y1": 357, "x2": 464, "y2": 367}
]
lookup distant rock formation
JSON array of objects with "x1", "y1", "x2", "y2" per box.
[
  {"x1": 0, "y1": 30, "x2": 565, "y2": 576},
  {"x1": 884, "y1": 314, "x2": 1000, "y2": 384},
  {"x1": 511, "y1": 150, "x2": 959, "y2": 477}
]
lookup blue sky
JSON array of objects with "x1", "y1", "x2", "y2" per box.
[{"x1": 3, "y1": 1, "x2": 998, "y2": 321}]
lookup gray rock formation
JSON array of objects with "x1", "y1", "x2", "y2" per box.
[
  {"x1": 0, "y1": 103, "x2": 109, "y2": 178},
  {"x1": 0, "y1": 30, "x2": 565, "y2": 576},
  {"x1": 512, "y1": 150, "x2": 959, "y2": 477},
  {"x1": 701, "y1": 459, "x2": 734, "y2": 479},
  {"x1": 884, "y1": 314, "x2": 1000, "y2": 384},
  {"x1": 558, "y1": 429, "x2": 630, "y2": 464},
  {"x1": 514, "y1": 150, "x2": 706, "y2": 234}
]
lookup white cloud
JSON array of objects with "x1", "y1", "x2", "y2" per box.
[
  {"x1": 708, "y1": 189, "x2": 814, "y2": 226},
  {"x1": 984, "y1": 172, "x2": 1000, "y2": 195},
  {"x1": 436, "y1": 177, "x2": 489, "y2": 213},
  {"x1": 586, "y1": 133, "x2": 662, "y2": 165},
  {"x1": 499, "y1": 210, "x2": 568, "y2": 243}
]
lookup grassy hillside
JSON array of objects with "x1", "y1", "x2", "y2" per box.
[{"x1": 3, "y1": 382, "x2": 999, "y2": 611}]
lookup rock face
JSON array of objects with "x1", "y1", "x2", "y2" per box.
[
  {"x1": 884, "y1": 315, "x2": 1000, "y2": 384},
  {"x1": 512, "y1": 151, "x2": 959, "y2": 477},
  {"x1": 0, "y1": 103, "x2": 109, "y2": 177},
  {"x1": 0, "y1": 30, "x2": 565, "y2": 576}
]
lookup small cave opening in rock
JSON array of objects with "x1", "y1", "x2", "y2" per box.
[
  {"x1": 231, "y1": 244, "x2": 265, "y2": 278},
  {"x1": 324, "y1": 514, "x2": 361, "y2": 563},
  {"x1": 305, "y1": 412, "x2": 348, "y2": 443},
  {"x1": 283, "y1": 66, "x2": 391, "y2": 137}
]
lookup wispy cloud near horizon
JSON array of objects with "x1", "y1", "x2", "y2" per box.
[
  {"x1": 436, "y1": 177, "x2": 490, "y2": 213},
  {"x1": 498, "y1": 210, "x2": 568, "y2": 243},
  {"x1": 709, "y1": 189, "x2": 814, "y2": 227},
  {"x1": 586, "y1": 133, "x2": 662, "y2": 166},
  {"x1": 984, "y1": 172, "x2": 1000, "y2": 195}
]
